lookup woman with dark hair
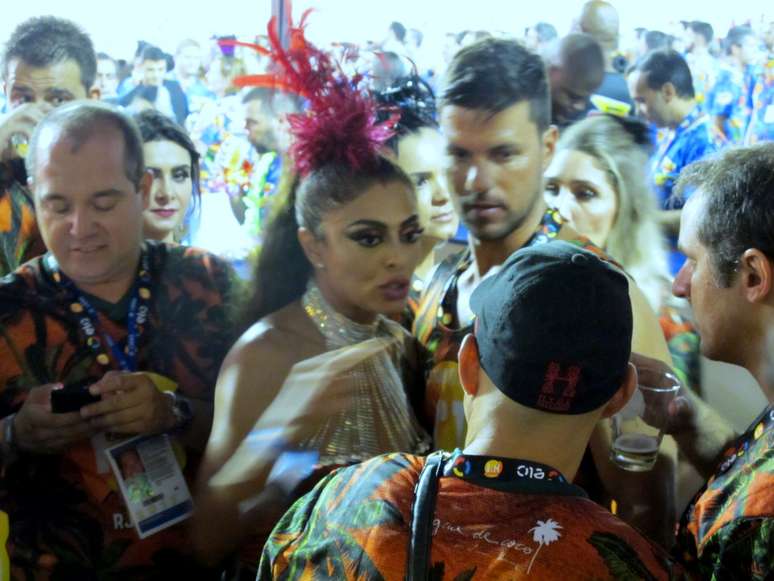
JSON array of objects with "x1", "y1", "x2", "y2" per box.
[
  {"x1": 193, "y1": 24, "x2": 430, "y2": 567},
  {"x1": 133, "y1": 109, "x2": 200, "y2": 243},
  {"x1": 376, "y1": 77, "x2": 459, "y2": 285}
]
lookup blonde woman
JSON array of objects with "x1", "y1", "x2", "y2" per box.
[{"x1": 543, "y1": 113, "x2": 700, "y2": 392}]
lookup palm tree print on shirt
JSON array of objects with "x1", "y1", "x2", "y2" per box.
[{"x1": 527, "y1": 518, "x2": 563, "y2": 575}]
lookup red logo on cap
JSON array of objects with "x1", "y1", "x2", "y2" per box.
[{"x1": 537, "y1": 362, "x2": 581, "y2": 411}]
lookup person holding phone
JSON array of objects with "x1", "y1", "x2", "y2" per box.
[{"x1": 0, "y1": 101, "x2": 239, "y2": 579}]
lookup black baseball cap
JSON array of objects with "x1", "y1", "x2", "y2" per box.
[{"x1": 470, "y1": 241, "x2": 633, "y2": 414}]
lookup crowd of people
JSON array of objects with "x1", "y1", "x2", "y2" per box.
[{"x1": 0, "y1": 1, "x2": 771, "y2": 579}]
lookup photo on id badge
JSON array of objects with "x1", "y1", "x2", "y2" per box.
[{"x1": 106, "y1": 434, "x2": 193, "y2": 539}]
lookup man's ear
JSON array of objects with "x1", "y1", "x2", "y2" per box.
[
  {"x1": 601, "y1": 362, "x2": 637, "y2": 418},
  {"x1": 739, "y1": 248, "x2": 773, "y2": 304},
  {"x1": 139, "y1": 170, "x2": 153, "y2": 210},
  {"x1": 661, "y1": 82, "x2": 676, "y2": 102},
  {"x1": 458, "y1": 334, "x2": 481, "y2": 397},
  {"x1": 541, "y1": 124, "x2": 559, "y2": 171},
  {"x1": 298, "y1": 227, "x2": 324, "y2": 269}
]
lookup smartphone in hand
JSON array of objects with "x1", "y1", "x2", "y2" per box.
[{"x1": 51, "y1": 379, "x2": 101, "y2": 414}]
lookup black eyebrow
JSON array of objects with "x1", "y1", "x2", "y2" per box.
[
  {"x1": 346, "y1": 219, "x2": 387, "y2": 230},
  {"x1": 346, "y1": 215, "x2": 420, "y2": 230},
  {"x1": 10, "y1": 85, "x2": 33, "y2": 95},
  {"x1": 45, "y1": 88, "x2": 76, "y2": 100},
  {"x1": 489, "y1": 144, "x2": 520, "y2": 155},
  {"x1": 146, "y1": 164, "x2": 190, "y2": 171},
  {"x1": 410, "y1": 171, "x2": 432, "y2": 180}
]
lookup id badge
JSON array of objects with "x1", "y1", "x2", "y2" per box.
[
  {"x1": 105, "y1": 434, "x2": 193, "y2": 539},
  {"x1": 92, "y1": 432, "x2": 132, "y2": 474}
]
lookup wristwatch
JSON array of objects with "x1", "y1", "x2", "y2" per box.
[{"x1": 165, "y1": 392, "x2": 193, "y2": 433}]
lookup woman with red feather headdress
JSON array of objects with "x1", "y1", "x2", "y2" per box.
[{"x1": 193, "y1": 17, "x2": 431, "y2": 571}]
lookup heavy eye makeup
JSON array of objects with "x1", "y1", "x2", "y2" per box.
[
  {"x1": 344, "y1": 216, "x2": 423, "y2": 248},
  {"x1": 399, "y1": 216, "x2": 424, "y2": 244}
]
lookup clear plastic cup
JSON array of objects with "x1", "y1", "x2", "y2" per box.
[{"x1": 610, "y1": 368, "x2": 680, "y2": 471}]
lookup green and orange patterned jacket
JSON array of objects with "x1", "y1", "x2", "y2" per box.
[
  {"x1": 259, "y1": 451, "x2": 684, "y2": 580},
  {"x1": 0, "y1": 160, "x2": 45, "y2": 277},
  {"x1": 675, "y1": 404, "x2": 773, "y2": 580},
  {"x1": 0, "y1": 241, "x2": 240, "y2": 579}
]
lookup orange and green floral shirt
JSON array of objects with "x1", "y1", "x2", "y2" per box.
[
  {"x1": 259, "y1": 451, "x2": 683, "y2": 580},
  {"x1": 0, "y1": 160, "x2": 45, "y2": 277},
  {"x1": 675, "y1": 404, "x2": 773, "y2": 580},
  {"x1": 0, "y1": 241, "x2": 240, "y2": 579}
]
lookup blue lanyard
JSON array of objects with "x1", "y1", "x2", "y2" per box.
[{"x1": 48, "y1": 252, "x2": 152, "y2": 372}]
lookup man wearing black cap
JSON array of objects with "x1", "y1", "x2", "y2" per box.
[
  {"x1": 260, "y1": 242, "x2": 681, "y2": 580},
  {"x1": 412, "y1": 36, "x2": 676, "y2": 545}
]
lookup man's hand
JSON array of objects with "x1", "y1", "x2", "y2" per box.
[
  {"x1": 630, "y1": 353, "x2": 698, "y2": 435},
  {"x1": 0, "y1": 103, "x2": 53, "y2": 161},
  {"x1": 630, "y1": 352, "x2": 737, "y2": 477},
  {"x1": 14, "y1": 384, "x2": 96, "y2": 453},
  {"x1": 81, "y1": 371, "x2": 175, "y2": 436}
]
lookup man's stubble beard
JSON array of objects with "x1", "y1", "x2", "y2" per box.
[{"x1": 467, "y1": 186, "x2": 544, "y2": 243}]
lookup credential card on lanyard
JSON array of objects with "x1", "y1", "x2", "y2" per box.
[
  {"x1": 92, "y1": 432, "x2": 131, "y2": 474},
  {"x1": 105, "y1": 434, "x2": 193, "y2": 539}
]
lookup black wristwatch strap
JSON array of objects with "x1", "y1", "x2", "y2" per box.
[
  {"x1": 406, "y1": 451, "x2": 446, "y2": 581},
  {"x1": 165, "y1": 392, "x2": 193, "y2": 433},
  {"x1": 1, "y1": 414, "x2": 18, "y2": 461}
]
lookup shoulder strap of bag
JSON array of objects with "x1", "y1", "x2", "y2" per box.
[{"x1": 406, "y1": 451, "x2": 447, "y2": 581}]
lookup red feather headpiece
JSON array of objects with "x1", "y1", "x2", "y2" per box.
[{"x1": 220, "y1": 11, "x2": 396, "y2": 176}]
